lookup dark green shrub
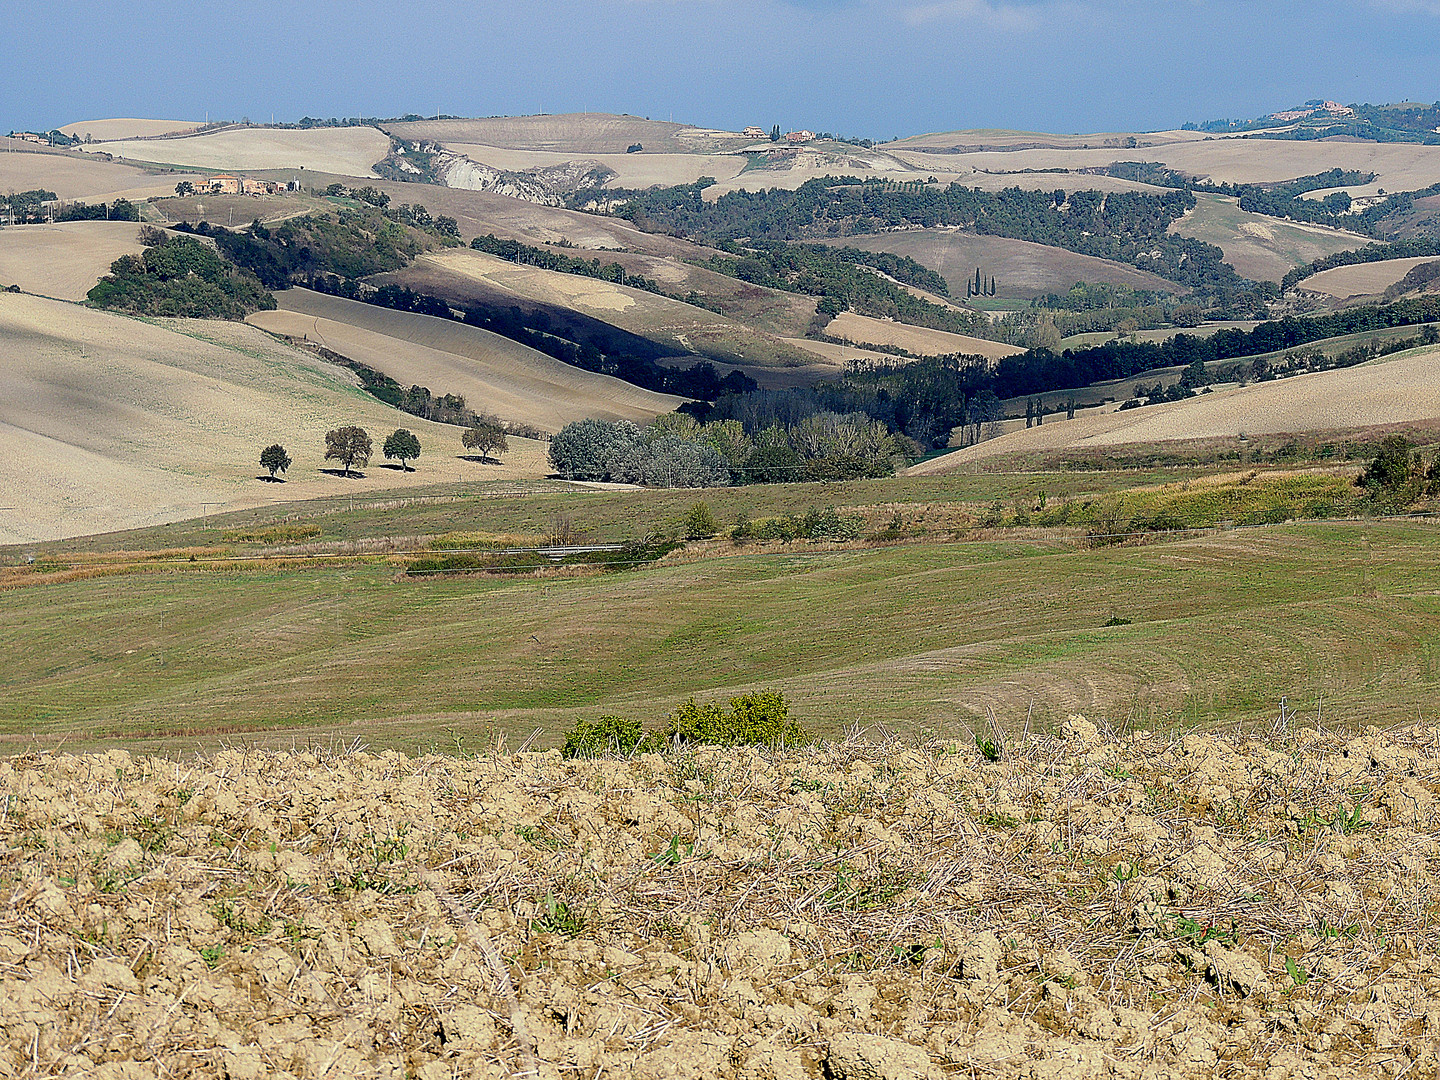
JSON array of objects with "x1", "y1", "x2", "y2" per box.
[
  {"x1": 561, "y1": 715, "x2": 663, "y2": 758},
  {"x1": 664, "y1": 691, "x2": 810, "y2": 748}
]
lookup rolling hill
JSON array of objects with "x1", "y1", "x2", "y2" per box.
[
  {"x1": 247, "y1": 288, "x2": 684, "y2": 429},
  {"x1": 910, "y1": 343, "x2": 1440, "y2": 471},
  {"x1": 1168, "y1": 193, "x2": 1369, "y2": 282},
  {"x1": 80, "y1": 126, "x2": 391, "y2": 177},
  {"x1": 0, "y1": 221, "x2": 146, "y2": 300},
  {"x1": 0, "y1": 293, "x2": 549, "y2": 544},
  {"x1": 58, "y1": 118, "x2": 204, "y2": 142},
  {"x1": 889, "y1": 128, "x2": 1440, "y2": 197},
  {"x1": 370, "y1": 249, "x2": 828, "y2": 381},
  {"x1": 0, "y1": 144, "x2": 203, "y2": 203},
  {"x1": 842, "y1": 229, "x2": 1184, "y2": 300}
]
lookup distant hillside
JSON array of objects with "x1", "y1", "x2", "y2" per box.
[{"x1": 0, "y1": 293, "x2": 548, "y2": 543}]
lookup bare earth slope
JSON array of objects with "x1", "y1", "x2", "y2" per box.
[
  {"x1": 4, "y1": 723, "x2": 1439, "y2": 1078},
  {"x1": 0, "y1": 221, "x2": 145, "y2": 300},
  {"x1": 843, "y1": 230, "x2": 1184, "y2": 300},
  {"x1": 911, "y1": 345, "x2": 1440, "y2": 471},
  {"x1": 249, "y1": 289, "x2": 683, "y2": 428},
  {"x1": 0, "y1": 294, "x2": 546, "y2": 543}
]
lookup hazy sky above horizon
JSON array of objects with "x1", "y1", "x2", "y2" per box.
[{"x1": 6, "y1": 0, "x2": 1440, "y2": 137}]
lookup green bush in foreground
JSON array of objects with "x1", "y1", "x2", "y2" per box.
[
  {"x1": 561, "y1": 715, "x2": 664, "y2": 759},
  {"x1": 561, "y1": 692, "x2": 809, "y2": 758},
  {"x1": 666, "y1": 691, "x2": 809, "y2": 748}
]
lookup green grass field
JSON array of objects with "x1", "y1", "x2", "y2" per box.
[
  {"x1": 18, "y1": 471, "x2": 1225, "y2": 556},
  {"x1": 3, "y1": 517, "x2": 1437, "y2": 754}
]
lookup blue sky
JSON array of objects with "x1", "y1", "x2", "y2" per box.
[{"x1": 6, "y1": 0, "x2": 1440, "y2": 137}]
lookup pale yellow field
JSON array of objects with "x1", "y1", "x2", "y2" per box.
[
  {"x1": 249, "y1": 289, "x2": 683, "y2": 429},
  {"x1": 1302, "y1": 257, "x2": 1440, "y2": 298},
  {"x1": 826, "y1": 311, "x2": 1024, "y2": 360},
  {"x1": 0, "y1": 294, "x2": 549, "y2": 543},
  {"x1": 889, "y1": 131, "x2": 1440, "y2": 195},
  {"x1": 910, "y1": 345, "x2": 1440, "y2": 471},
  {"x1": 58, "y1": 118, "x2": 203, "y2": 142},
  {"x1": 1169, "y1": 194, "x2": 1369, "y2": 281},
  {"x1": 83, "y1": 127, "x2": 391, "y2": 177},
  {"x1": 0, "y1": 221, "x2": 145, "y2": 300},
  {"x1": 0, "y1": 148, "x2": 201, "y2": 202}
]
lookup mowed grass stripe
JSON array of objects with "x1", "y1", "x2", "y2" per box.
[{"x1": 1, "y1": 521, "x2": 1436, "y2": 749}]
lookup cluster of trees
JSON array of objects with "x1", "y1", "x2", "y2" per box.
[
  {"x1": 603, "y1": 176, "x2": 1246, "y2": 295},
  {"x1": 692, "y1": 240, "x2": 992, "y2": 338},
  {"x1": 55, "y1": 198, "x2": 139, "y2": 223},
  {"x1": 174, "y1": 209, "x2": 428, "y2": 289},
  {"x1": 87, "y1": 233, "x2": 275, "y2": 318},
  {"x1": 0, "y1": 189, "x2": 57, "y2": 224},
  {"x1": 965, "y1": 268, "x2": 997, "y2": 298},
  {"x1": 263, "y1": 425, "x2": 462, "y2": 480},
  {"x1": 1356, "y1": 435, "x2": 1440, "y2": 510},
  {"x1": 548, "y1": 411, "x2": 914, "y2": 486}
]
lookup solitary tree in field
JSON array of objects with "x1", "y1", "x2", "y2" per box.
[
  {"x1": 462, "y1": 421, "x2": 508, "y2": 462},
  {"x1": 324, "y1": 426, "x2": 372, "y2": 477},
  {"x1": 383, "y1": 428, "x2": 422, "y2": 471},
  {"x1": 259, "y1": 443, "x2": 291, "y2": 479}
]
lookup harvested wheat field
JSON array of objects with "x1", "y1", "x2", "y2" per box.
[
  {"x1": 1301, "y1": 257, "x2": 1440, "y2": 299},
  {"x1": 0, "y1": 221, "x2": 145, "y2": 300},
  {"x1": 843, "y1": 230, "x2": 1183, "y2": 300},
  {"x1": 85, "y1": 127, "x2": 391, "y2": 178},
  {"x1": 250, "y1": 289, "x2": 683, "y2": 429},
  {"x1": 1170, "y1": 195, "x2": 1369, "y2": 282},
  {"x1": 911, "y1": 345, "x2": 1440, "y2": 471},
  {"x1": 377, "y1": 250, "x2": 822, "y2": 375},
  {"x1": 0, "y1": 148, "x2": 200, "y2": 204},
  {"x1": 826, "y1": 312, "x2": 1024, "y2": 361},
  {"x1": 0, "y1": 293, "x2": 546, "y2": 543},
  {"x1": 58, "y1": 119, "x2": 204, "y2": 142},
  {"x1": 4, "y1": 719, "x2": 1440, "y2": 1078}
]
